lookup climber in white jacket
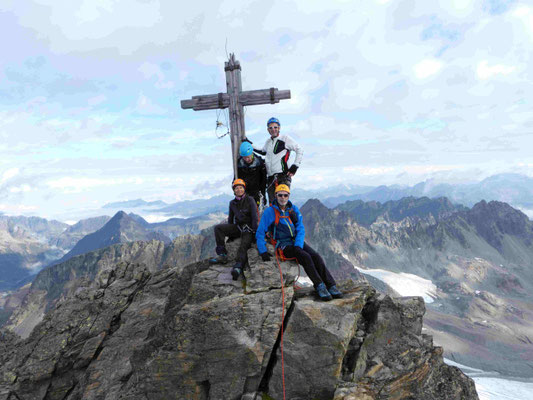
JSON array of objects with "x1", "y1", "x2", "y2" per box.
[{"x1": 245, "y1": 117, "x2": 303, "y2": 204}]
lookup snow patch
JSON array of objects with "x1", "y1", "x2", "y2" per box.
[
  {"x1": 444, "y1": 358, "x2": 533, "y2": 400},
  {"x1": 354, "y1": 266, "x2": 437, "y2": 303}
]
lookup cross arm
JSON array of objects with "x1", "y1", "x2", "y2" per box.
[
  {"x1": 240, "y1": 88, "x2": 291, "y2": 106},
  {"x1": 180, "y1": 88, "x2": 291, "y2": 111},
  {"x1": 181, "y1": 93, "x2": 230, "y2": 111}
]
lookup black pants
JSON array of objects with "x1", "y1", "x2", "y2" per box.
[
  {"x1": 267, "y1": 174, "x2": 292, "y2": 205},
  {"x1": 214, "y1": 224, "x2": 254, "y2": 267},
  {"x1": 282, "y1": 242, "x2": 335, "y2": 288}
]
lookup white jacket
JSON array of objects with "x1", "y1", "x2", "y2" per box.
[{"x1": 254, "y1": 134, "x2": 303, "y2": 177}]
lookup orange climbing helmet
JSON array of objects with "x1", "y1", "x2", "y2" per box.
[{"x1": 232, "y1": 178, "x2": 246, "y2": 189}]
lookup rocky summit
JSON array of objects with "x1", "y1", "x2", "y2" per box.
[{"x1": 0, "y1": 239, "x2": 477, "y2": 399}]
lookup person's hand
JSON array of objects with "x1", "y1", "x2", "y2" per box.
[
  {"x1": 261, "y1": 252, "x2": 272, "y2": 261},
  {"x1": 287, "y1": 165, "x2": 298, "y2": 177}
]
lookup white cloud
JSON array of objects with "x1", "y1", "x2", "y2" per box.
[
  {"x1": 342, "y1": 164, "x2": 464, "y2": 176},
  {"x1": 1, "y1": 168, "x2": 19, "y2": 183},
  {"x1": 135, "y1": 93, "x2": 167, "y2": 115},
  {"x1": 0, "y1": 203, "x2": 37, "y2": 214},
  {"x1": 138, "y1": 62, "x2": 175, "y2": 89},
  {"x1": 512, "y1": 5, "x2": 533, "y2": 39},
  {"x1": 46, "y1": 177, "x2": 145, "y2": 194},
  {"x1": 476, "y1": 60, "x2": 516, "y2": 80},
  {"x1": 9, "y1": 184, "x2": 32, "y2": 193},
  {"x1": 88, "y1": 94, "x2": 107, "y2": 106},
  {"x1": 414, "y1": 59, "x2": 443, "y2": 79}
]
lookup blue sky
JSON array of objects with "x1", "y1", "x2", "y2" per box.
[{"x1": 0, "y1": 0, "x2": 532, "y2": 221}]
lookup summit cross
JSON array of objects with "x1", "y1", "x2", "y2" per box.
[{"x1": 181, "y1": 53, "x2": 291, "y2": 177}]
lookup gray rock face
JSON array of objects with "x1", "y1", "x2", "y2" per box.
[
  {"x1": 0, "y1": 240, "x2": 478, "y2": 399},
  {"x1": 4, "y1": 235, "x2": 205, "y2": 339}
]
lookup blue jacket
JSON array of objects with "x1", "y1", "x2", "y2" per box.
[{"x1": 256, "y1": 200, "x2": 305, "y2": 254}]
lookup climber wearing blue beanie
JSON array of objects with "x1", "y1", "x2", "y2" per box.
[{"x1": 236, "y1": 141, "x2": 267, "y2": 207}]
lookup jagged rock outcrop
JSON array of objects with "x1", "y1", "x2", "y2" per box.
[
  {"x1": 0, "y1": 240, "x2": 478, "y2": 399},
  {"x1": 3, "y1": 235, "x2": 205, "y2": 339}
]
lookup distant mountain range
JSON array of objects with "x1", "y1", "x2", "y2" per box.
[
  {"x1": 51, "y1": 211, "x2": 171, "y2": 266},
  {"x1": 321, "y1": 173, "x2": 533, "y2": 211},
  {"x1": 97, "y1": 173, "x2": 533, "y2": 220},
  {"x1": 0, "y1": 211, "x2": 224, "y2": 291}
]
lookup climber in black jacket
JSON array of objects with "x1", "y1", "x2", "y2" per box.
[
  {"x1": 209, "y1": 179, "x2": 259, "y2": 280},
  {"x1": 237, "y1": 142, "x2": 267, "y2": 208}
]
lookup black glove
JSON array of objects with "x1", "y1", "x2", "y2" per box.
[
  {"x1": 288, "y1": 165, "x2": 298, "y2": 175},
  {"x1": 261, "y1": 252, "x2": 272, "y2": 262}
]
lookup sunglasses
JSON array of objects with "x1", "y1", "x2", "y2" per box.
[{"x1": 277, "y1": 193, "x2": 289, "y2": 198}]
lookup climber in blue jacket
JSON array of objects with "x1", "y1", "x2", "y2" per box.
[{"x1": 256, "y1": 184, "x2": 343, "y2": 301}]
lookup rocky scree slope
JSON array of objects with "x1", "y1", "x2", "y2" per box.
[{"x1": 0, "y1": 240, "x2": 478, "y2": 400}]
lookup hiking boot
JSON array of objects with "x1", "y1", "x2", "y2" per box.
[
  {"x1": 231, "y1": 263, "x2": 243, "y2": 280},
  {"x1": 315, "y1": 282, "x2": 332, "y2": 301},
  {"x1": 327, "y1": 285, "x2": 343, "y2": 299},
  {"x1": 209, "y1": 254, "x2": 228, "y2": 265}
]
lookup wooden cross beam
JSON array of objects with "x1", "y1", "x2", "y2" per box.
[{"x1": 181, "y1": 53, "x2": 291, "y2": 178}]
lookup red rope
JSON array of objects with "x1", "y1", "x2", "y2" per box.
[{"x1": 275, "y1": 251, "x2": 286, "y2": 400}]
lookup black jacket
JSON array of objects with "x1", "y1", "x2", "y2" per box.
[
  {"x1": 228, "y1": 194, "x2": 259, "y2": 232},
  {"x1": 236, "y1": 155, "x2": 267, "y2": 201}
]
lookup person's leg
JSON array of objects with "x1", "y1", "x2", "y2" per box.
[
  {"x1": 236, "y1": 232, "x2": 254, "y2": 265},
  {"x1": 283, "y1": 244, "x2": 332, "y2": 301},
  {"x1": 277, "y1": 174, "x2": 292, "y2": 188},
  {"x1": 302, "y1": 242, "x2": 336, "y2": 287},
  {"x1": 266, "y1": 175, "x2": 276, "y2": 205},
  {"x1": 232, "y1": 231, "x2": 254, "y2": 279},
  {"x1": 303, "y1": 242, "x2": 343, "y2": 298},
  {"x1": 211, "y1": 224, "x2": 239, "y2": 264},
  {"x1": 282, "y1": 245, "x2": 322, "y2": 287}
]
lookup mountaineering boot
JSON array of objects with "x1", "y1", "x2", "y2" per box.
[
  {"x1": 327, "y1": 285, "x2": 343, "y2": 299},
  {"x1": 231, "y1": 263, "x2": 243, "y2": 280},
  {"x1": 209, "y1": 254, "x2": 228, "y2": 265},
  {"x1": 315, "y1": 282, "x2": 332, "y2": 301}
]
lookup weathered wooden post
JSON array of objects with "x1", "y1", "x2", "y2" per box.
[{"x1": 181, "y1": 53, "x2": 291, "y2": 178}]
